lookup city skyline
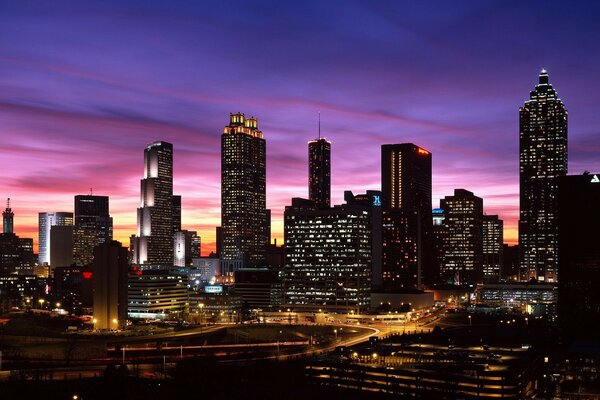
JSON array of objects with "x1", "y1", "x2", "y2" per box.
[{"x1": 2, "y1": 1, "x2": 600, "y2": 253}]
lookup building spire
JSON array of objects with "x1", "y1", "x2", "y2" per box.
[
  {"x1": 318, "y1": 111, "x2": 321, "y2": 139},
  {"x1": 3, "y1": 197, "x2": 14, "y2": 234},
  {"x1": 539, "y1": 68, "x2": 549, "y2": 84}
]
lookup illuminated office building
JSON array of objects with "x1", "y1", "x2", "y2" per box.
[
  {"x1": 440, "y1": 189, "x2": 483, "y2": 284},
  {"x1": 38, "y1": 212, "x2": 73, "y2": 266},
  {"x1": 483, "y1": 215, "x2": 503, "y2": 281},
  {"x1": 131, "y1": 141, "x2": 174, "y2": 266},
  {"x1": 519, "y1": 69, "x2": 568, "y2": 282},
  {"x1": 221, "y1": 113, "x2": 267, "y2": 272},
  {"x1": 381, "y1": 144, "x2": 433, "y2": 288},
  {"x1": 283, "y1": 197, "x2": 373, "y2": 313},
  {"x1": 128, "y1": 269, "x2": 188, "y2": 319},
  {"x1": 73, "y1": 195, "x2": 112, "y2": 266},
  {"x1": 174, "y1": 230, "x2": 201, "y2": 267},
  {"x1": 308, "y1": 134, "x2": 331, "y2": 208}
]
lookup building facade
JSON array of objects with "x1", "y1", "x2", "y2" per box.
[
  {"x1": 38, "y1": 212, "x2": 73, "y2": 266},
  {"x1": 519, "y1": 70, "x2": 568, "y2": 282},
  {"x1": 221, "y1": 113, "x2": 267, "y2": 272},
  {"x1": 92, "y1": 241, "x2": 128, "y2": 330},
  {"x1": 174, "y1": 230, "x2": 201, "y2": 267},
  {"x1": 283, "y1": 197, "x2": 372, "y2": 313},
  {"x1": 558, "y1": 173, "x2": 600, "y2": 342},
  {"x1": 483, "y1": 215, "x2": 504, "y2": 282},
  {"x1": 128, "y1": 269, "x2": 188, "y2": 319},
  {"x1": 131, "y1": 141, "x2": 174, "y2": 266},
  {"x1": 308, "y1": 137, "x2": 331, "y2": 208},
  {"x1": 440, "y1": 189, "x2": 483, "y2": 285},
  {"x1": 381, "y1": 144, "x2": 433, "y2": 288},
  {"x1": 74, "y1": 195, "x2": 113, "y2": 266}
]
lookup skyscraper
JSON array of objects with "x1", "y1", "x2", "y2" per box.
[
  {"x1": 73, "y1": 195, "x2": 112, "y2": 266},
  {"x1": 0, "y1": 200, "x2": 34, "y2": 275},
  {"x1": 308, "y1": 131, "x2": 331, "y2": 208},
  {"x1": 74, "y1": 195, "x2": 112, "y2": 244},
  {"x1": 38, "y1": 212, "x2": 73, "y2": 266},
  {"x1": 483, "y1": 215, "x2": 503, "y2": 281},
  {"x1": 131, "y1": 141, "x2": 174, "y2": 266},
  {"x1": 519, "y1": 69, "x2": 568, "y2": 283},
  {"x1": 221, "y1": 113, "x2": 267, "y2": 272},
  {"x1": 92, "y1": 240, "x2": 128, "y2": 330},
  {"x1": 381, "y1": 144, "x2": 434, "y2": 288},
  {"x1": 440, "y1": 189, "x2": 483, "y2": 285}
]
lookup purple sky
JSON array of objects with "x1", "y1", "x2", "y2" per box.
[{"x1": 1, "y1": 1, "x2": 599, "y2": 252}]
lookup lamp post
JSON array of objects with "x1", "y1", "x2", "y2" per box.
[
  {"x1": 92, "y1": 318, "x2": 98, "y2": 331},
  {"x1": 468, "y1": 315, "x2": 472, "y2": 326}
]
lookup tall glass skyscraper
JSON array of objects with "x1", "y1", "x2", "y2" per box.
[
  {"x1": 519, "y1": 70, "x2": 568, "y2": 282},
  {"x1": 73, "y1": 195, "x2": 113, "y2": 266},
  {"x1": 308, "y1": 137, "x2": 331, "y2": 208},
  {"x1": 131, "y1": 141, "x2": 174, "y2": 266},
  {"x1": 38, "y1": 212, "x2": 73, "y2": 265},
  {"x1": 221, "y1": 113, "x2": 267, "y2": 272},
  {"x1": 440, "y1": 189, "x2": 483, "y2": 285},
  {"x1": 381, "y1": 143, "x2": 433, "y2": 288}
]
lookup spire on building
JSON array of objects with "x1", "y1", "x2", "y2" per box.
[{"x1": 3, "y1": 197, "x2": 14, "y2": 234}]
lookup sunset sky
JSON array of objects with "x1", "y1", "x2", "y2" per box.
[{"x1": 1, "y1": 1, "x2": 599, "y2": 254}]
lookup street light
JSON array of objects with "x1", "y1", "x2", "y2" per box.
[
  {"x1": 38, "y1": 298, "x2": 45, "y2": 308},
  {"x1": 93, "y1": 318, "x2": 98, "y2": 330},
  {"x1": 468, "y1": 315, "x2": 472, "y2": 326}
]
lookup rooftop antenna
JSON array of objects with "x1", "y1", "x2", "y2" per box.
[
  {"x1": 90, "y1": 188, "x2": 93, "y2": 196},
  {"x1": 318, "y1": 111, "x2": 321, "y2": 139},
  {"x1": 6, "y1": 198, "x2": 10, "y2": 209}
]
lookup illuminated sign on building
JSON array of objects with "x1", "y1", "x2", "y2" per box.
[
  {"x1": 591, "y1": 174, "x2": 600, "y2": 183},
  {"x1": 204, "y1": 285, "x2": 223, "y2": 294},
  {"x1": 372, "y1": 195, "x2": 381, "y2": 207},
  {"x1": 417, "y1": 148, "x2": 430, "y2": 155}
]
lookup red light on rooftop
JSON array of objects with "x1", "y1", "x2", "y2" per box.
[{"x1": 82, "y1": 271, "x2": 93, "y2": 279}]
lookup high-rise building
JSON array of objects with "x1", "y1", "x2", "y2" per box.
[
  {"x1": 38, "y1": 212, "x2": 73, "y2": 266},
  {"x1": 558, "y1": 173, "x2": 600, "y2": 343},
  {"x1": 174, "y1": 230, "x2": 201, "y2": 267},
  {"x1": 221, "y1": 113, "x2": 267, "y2": 272},
  {"x1": 432, "y1": 208, "x2": 445, "y2": 277},
  {"x1": 519, "y1": 69, "x2": 568, "y2": 283},
  {"x1": 440, "y1": 189, "x2": 483, "y2": 285},
  {"x1": 381, "y1": 144, "x2": 434, "y2": 288},
  {"x1": 308, "y1": 134, "x2": 331, "y2": 208},
  {"x1": 92, "y1": 241, "x2": 128, "y2": 330},
  {"x1": 0, "y1": 200, "x2": 34, "y2": 275},
  {"x1": 3, "y1": 198, "x2": 13, "y2": 234},
  {"x1": 345, "y1": 191, "x2": 383, "y2": 288},
  {"x1": 131, "y1": 141, "x2": 174, "y2": 266},
  {"x1": 50, "y1": 225, "x2": 74, "y2": 268},
  {"x1": 283, "y1": 197, "x2": 372, "y2": 313},
  {"x1": 172, "y1": 195, "x2": 182, "y2": 235},
  {"x1": 483, "y1": 215, "x2": 503, "y2": 282},
  {"x1": 73, "y1": 195, "x2": 112, "y2": 266}
]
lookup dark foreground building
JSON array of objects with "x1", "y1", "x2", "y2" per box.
[{"x1": 558, "y1": 173, "x2": 600, "y2": 343}]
